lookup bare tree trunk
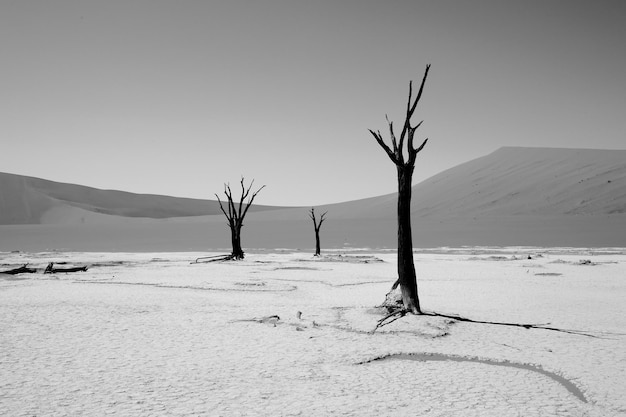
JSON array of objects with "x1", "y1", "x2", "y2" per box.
[
  {"x1": 397, "y1": 165, "x2": 421, "y2": 313},
  {"x1": 314, "y1": 231, "x2": 321, "y2": 256},
  {"x1": 231, "y1": 223, "x2": 245, "y2": 260}
]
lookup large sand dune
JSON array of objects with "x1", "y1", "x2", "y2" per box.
[
  {"x1": 0, "y1": 172, "x2": 281, "y2": 224},
  {"x1": 310, "y1": 146, "x2": 626, "y2": 219},
  {"x1": 1, "y1": 147, "x2": 625, "y2": 251},
  {"x1": 411, "y1": 146, "x2": 626, "y2": 217}
]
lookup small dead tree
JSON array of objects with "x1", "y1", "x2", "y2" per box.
[
  {"x1": 309, "y1": 208, "x2": 327, "y2": 256},
  {"x1": 369, "y1": 64, "x2": 431, "y2": 314},
  {"x1": 215, "y1": 178, "x2": 265, "y2": 260}
]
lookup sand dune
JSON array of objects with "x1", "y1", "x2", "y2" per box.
[
  {"x1": 409, "y1": 146, "x2": 626, "y2": 217},
  {"x1": 0, "y1": 172, "x2": 282, "y2": 224},
  {"x1": 306, "y1": 146, "x2": 626, "y2": 219},
  {"x1": 1, "y1": 147, "x2": 625, "y2": 251}
]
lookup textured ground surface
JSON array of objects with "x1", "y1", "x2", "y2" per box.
[{"x1": 1, "y1": 249, "x2": 625, "y2": 416}]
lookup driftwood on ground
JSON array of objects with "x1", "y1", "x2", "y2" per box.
[
  {"x1": 0, "y1": 264, "x2": 37, "y2": 275},
  {"x1": 192, "y1": 254, "x2": 237, "y2": 264},
  {"x1": 44, "y1": 262, "x2": 88, "y2": 274}
]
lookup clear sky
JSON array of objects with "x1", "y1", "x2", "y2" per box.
[{"x1": 2, "y1": 0, "x2": 625, "y2": 206}]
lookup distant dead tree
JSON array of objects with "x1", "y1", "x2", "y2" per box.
[
  {"x1": 215, "y1": 178, "x2": 265, "y2": 260},
  {"x1": 368, "y1": 64, "x2": 431, "y2": 314},
  {"x1": 309, "y1": 208, "x2": 327, "y2": 256}
]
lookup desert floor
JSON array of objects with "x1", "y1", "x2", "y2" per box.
[{"x1": 1, "y1": 248, "x2": 625, "y2": 416}]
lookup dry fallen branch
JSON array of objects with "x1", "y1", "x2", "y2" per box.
[
  {"x1": 231, "y1": 315, "x2": 281, "y2": 327},
  {"x1": 192, "y1": 254, "x2": 238, "y2": 264},
  {"x1": 44, "y1": 262, "x2": 88, "y2": 274},
  {"x1": 0, "y1": 264, "x2": 37, "y2": 275}
]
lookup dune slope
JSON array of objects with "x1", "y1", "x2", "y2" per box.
[
  {"x1": 0, "y1": 172, "x2": 282, "y2": 224},
  {"x1": 410, "y1": 146, "x2": 626, "y2": 217}
]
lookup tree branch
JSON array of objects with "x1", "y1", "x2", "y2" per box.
[
  {"x1": 370, "y1": 64, "x2": 430, "y2": 168},
  {"x1": 398, "y1": 80, "x2": 413, "y2": 149},
  {"x1": 369, "y1": 129, "x2": 399, "y2": 165},
  {"x1": 237, "y1": 177, "x2": 249, "y2": 221},
  {"x1": 215, "y1": 193, "x2": 231, "y2": 220},
  {"x1": 386, "y1": 115, "x2": 398, "y2": 153},
  {"x1": 224, "y1": 183, "x2": 236, "y2": 220},
  {"x1": 309, "y1": 208, "x2": 328, "y2": 231},
  {"x1": 408, "y1": 138, "x2": 429, "y2": 165},
  {"x1": 409, "y1": 64, "x2": 430, "y2": 117},
  {"x1": 241, "y1": 183, "x2": 266, "y2": 220},
  {"x1": 319, "y1": 211, "x2": 328, "y2": 227},
  {"x1": 217, "y1": 179, "x2": 265, "y2": 223},
  {"x1": 309, "y1": 208, "x2": 318, "y2": 229}
]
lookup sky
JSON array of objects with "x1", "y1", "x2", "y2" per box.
[{"x1": 1, "y1": 0, "x2": 625, "y2": 206}]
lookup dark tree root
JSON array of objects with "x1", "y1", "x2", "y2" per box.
[
  {"x1": 373, "y1": 308, "x2": 409, "y2": 332},
  {"x1": 374, "y1": 308, "x2": 609, "y2": 339}
]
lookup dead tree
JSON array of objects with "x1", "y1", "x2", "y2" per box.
[
  {"x1": 215, "y1": 178, "x2": 265, "y2": 260},
  {"x1": 369, "y1": 64, "x2": 431, "y2": 314},
  {"x1": 309, "y1": 208, "x2": 327, "y2": 256}
]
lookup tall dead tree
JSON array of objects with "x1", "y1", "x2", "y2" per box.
[
  {"x1": 368, "y1": 64, "x2": 431, "y2": 314},
  {"x1": 215, "y1": 178, "x2": 265, "y2": 260},
  {"x1": 309, "y1": 208, "x2": 327, "y2": 256}
]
